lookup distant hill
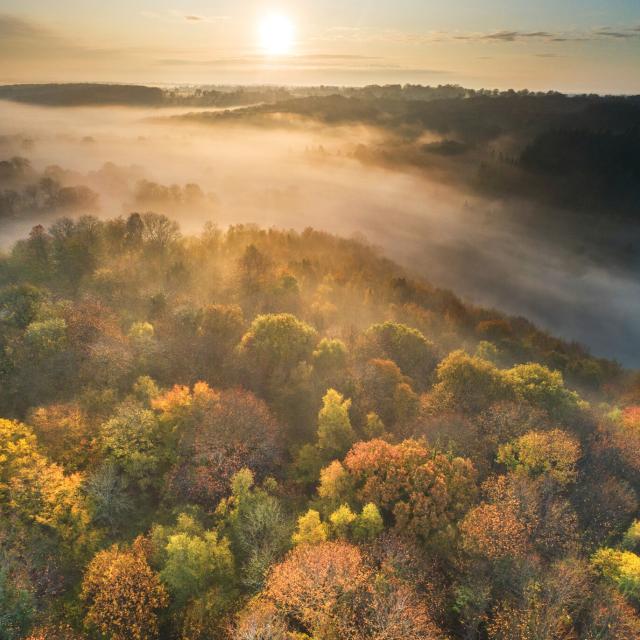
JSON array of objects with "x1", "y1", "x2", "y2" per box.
[{"x1": 0, "y1": 83, "x2": 165, "y2": 106}]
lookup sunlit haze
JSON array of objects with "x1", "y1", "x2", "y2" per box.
[{"x1": 1, "y1": 0, "x2": 639, "y2": 91}]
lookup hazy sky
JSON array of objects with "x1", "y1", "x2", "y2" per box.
[{"x1": 1, "y1": 1, "x2": 639, "y2": 91}]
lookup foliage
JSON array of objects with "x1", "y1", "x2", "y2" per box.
[
  {"x1": 81, "y1": 545, "x2": 168, "y2": 640},
  {"x1": 0, "y1": 217, "x2": 635, "y2": 638},
  {"x1": 343, "y1": 438, "x2": 476, "y2": 540},
  {"x1": 497, "y1": 429, "x2": 581, "y2": 485}
]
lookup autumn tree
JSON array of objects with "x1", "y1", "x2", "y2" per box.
[
  {"x1": 359, "y1": 321, "x2": 438, "y2": 388},
  {"x1": 358, "y1": 358, "x2": 419, "y2": 428},
  {"x1": 265, "y1": 541, "x2": 368, "y2": 636},
  {"x1": 429, "y1": 350, "x2": 513, "y2": 414},
  {"x1": 99, "y1": 401, "x2": 170, "y2": 491},
  {"x1": 497, "y1": 429, "x2": 581, "y2": 486},
  {"x1": 217, "y1": 469, "x2": 292, "y2": 592},
  {"x1": 159, "y1": 383, "x2": 282, "y2": 507},
  {"x1": 81, "y1": 545, "x2": 168, "y2": 640},
  {"x1": 238, "y1": 313, "x2": 317, "y2": 393},
  {"x1": 340, "y1": 438, "x2": 476, "y2": 542}
]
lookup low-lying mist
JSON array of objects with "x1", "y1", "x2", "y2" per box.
[{"x1": 1, "y1": 99, "x2": 638, "y2": 366}]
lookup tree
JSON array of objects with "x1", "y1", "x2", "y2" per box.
[
  {"x1": 343, "y1": 438, "x2": 476, "y2": 541},
  {"x1": 160, "y1": 384, "x2": 282, "y2": 507},
  {"x1": 317, "y1": 388, "x2": 355, "y2": 459},
  {"x1": 265, "y1": 541, "x2": 367, "y2": 636},
  {"x1": 497, "y1": 429, "x2": 581, "y2": 485},
  {"x1": 99, "y1": 402, "x2": 168, "y2": 491},
  {"x1": 430, "y1": 350, "x2": 513, "y2": 414},
  {"x1": 81, "y1": 545, "x2": 168, "y2": 640},
  {"x1": 0, "y1": 284, "x2": 44, "y2": 330},
  {"x1": 28, "y1": 402, "x2": 91, "y2": 471},
  {"x1": 460, "y1": 502, "x2": 531, "y2": 561},
  {"x1": 238, "y1": 313, "x2": 317, "y2": 392},
  {"x1": 0, "y1": 419, "x2": 93, "y2": 561},
  {"x1": 505, "y1": 363, "x2": 583, "y2": 419},
  {"x1": 359, "y1": 358, "x2": 418, "y2": 427},
  {"x1": 329, "y1": 504, "x2": 356, "y2": 539},
  {"x1": 292, "y1": 510, "x2": 329, "y2": 546},
  {"x1": 197, "y1": 304, "x2": 245, "y2": 382},
  {"x1": 230, "y1": 598, "x2": 289, "y2": 640},
  {"x1": 360, "y1": 321, "x2": 438, "y2": 388},
  {"x1": 312, "y1": 337, "x2": 348, "y2": 378},
  {"x1": 160, "y1": 530, "x2": 234, "y2": 605},
  {"x1": 218, "y1": 469, "x2": 292, "y2": 592},
  {"x1": 353, "y1": 503, "x2": 384, "y2": 542},
  {"x1": 592, "y1": 548, "x2": 640, "y2": 602},
  {"x1": 317, "y1": 460, "x2": 355, "y2": 513},
  {"x1": 0, "y1": 568, "x2": 34, "y2": 640},
  {"x1": 265, "y1": 541, "x2": 442, "y2": 639}
]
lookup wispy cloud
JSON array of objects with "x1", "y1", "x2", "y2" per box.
[
  {"x1": 317, "y1": 24, "x2": 640, "y2": 45},
  {"x1": 141, "y1": 10, "x2": 231, "y2": 24}
]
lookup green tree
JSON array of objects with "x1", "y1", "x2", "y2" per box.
[
  {"x1": 238, "y1": 313, "x2": 317, "y2": 391},
  {"x1": 99, "y1": 402, "x2": 170, "y2": 491},
  {"x1": 361, "y1": 321, "x2": 438, "y2": 388},
  {"x1": 0, "y1": 568, "x2": 34, "y2": 640},
  {"x1": 160, "y1": 530, "x2": 234, "y2": 605}
]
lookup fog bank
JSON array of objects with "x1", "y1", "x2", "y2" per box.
[{"x1": 1, "y1": 100, "x2": 638, "y2": 366}]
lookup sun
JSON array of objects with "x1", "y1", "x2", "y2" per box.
[{"x1": 259, "y1": 13, "x2": 294, "y2": 55}]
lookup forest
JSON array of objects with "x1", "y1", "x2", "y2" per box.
[{"x1": 1, "y1": 212, "x2": 640, "y2": 639}]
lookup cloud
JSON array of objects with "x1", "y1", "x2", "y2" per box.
[
  {"x1": 475, "y1": 30, "x2": 553, "y2": 42},
  {"x1": 592, "y1": 28, "x2": 637, "y2": 39},
  {"x1": 141, "y1": 10, "x2": 230, "y2": 24},
  {"x1": 317, "y1": 24, "x2": 640, "y2": 45}
]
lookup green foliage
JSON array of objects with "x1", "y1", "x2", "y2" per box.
[
  {"x1": 239, "y1": 313, "x2": 317, "y2": 389},
  {"x1": 361, "y1": 321, "x2": 438, "y2": 387},
  {"x1": 99, "y1": 402, "x2": 169, "y2": 490},
  {"x1": 0, "y1": 569, "x2": 34, "y2": 640},
  {"x1": 505, "y1": 363, "x2": 584, "y2": 418},
  {"x1": 23, "y1": 318, "x2": 67, "y2": 355},
  {"x1": 160, "y1": 530, "x2": 235, "y2": 605},
  {"x1": 329, "y1": 504, "x2": 356, "y2": 539},
  {"x1": 0, "y1": 284, "x2": 44, "y2": 330},
  {"x1": 312, "y1": 338, "x2": 348, "y2": 376},
  {"x1": 220, "y1": 469, "x2": 292, "y2": 592},
  {"x1": 431, "y1": 350, "x2": 513, "y2": 413},
  {"x1": 352, "y1": 503, "x2": 384, "y2": 542}
]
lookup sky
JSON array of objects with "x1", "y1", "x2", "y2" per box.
[{"x1": 1, "y1": 1, "x2": 639, "y2": 92}]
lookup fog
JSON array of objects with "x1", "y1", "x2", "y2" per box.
[{"x1": 1, "y1": 99, "x2": 639, "y2": 366}]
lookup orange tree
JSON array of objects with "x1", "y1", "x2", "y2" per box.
[{"x1": 81, "y1": 543, "x2": 168, "y2": 640}]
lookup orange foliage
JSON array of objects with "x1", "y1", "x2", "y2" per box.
[
  {"x1": 266, "y1": 541, "x2": 367, "y2": 635},
  {"x1": 81, "y1": 545, "x2": 168, "y2": 640},
  {"x1": 460, "y1": 502, "x2": 531, "y2": 560},
  {"x1": 344, "y1": 438, "x2": 476, "y2": 540}
]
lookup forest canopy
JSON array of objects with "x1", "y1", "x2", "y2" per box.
[{"x1": 1, "y1": 213, "x2": 639, "y2": 639}]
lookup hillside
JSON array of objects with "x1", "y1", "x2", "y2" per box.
[{"x1": 2, "y1": 214, "x2": 640, "y2": 639}]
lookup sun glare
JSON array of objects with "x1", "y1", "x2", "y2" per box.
[{"x1": 259, "y1": 13, "x2": 294, "y2": 55}]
